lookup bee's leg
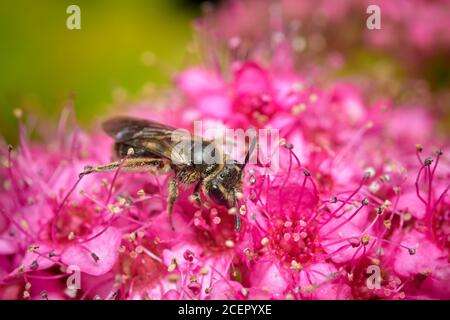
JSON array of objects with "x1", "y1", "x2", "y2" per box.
[
  {"x1": 79, "y1": 162, "x2": 120, "y2": 177},
  {"x1": 167, "y1": 178, "x2": 179, "y2": 231},
  {"x1": 233, "y1": 192, "x2": 241, "y2": 232},
  {"x1": 79, "y1": 158, "x2": 164, "y2": 178},
  {"x1": 190, "y1": 182, "x2": 202, "y2": 208}
]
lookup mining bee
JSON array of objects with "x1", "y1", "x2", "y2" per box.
[{"x1": 80, "y1": 117, "x2": 256, "y2": 231}]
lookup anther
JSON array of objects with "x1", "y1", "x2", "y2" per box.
[
  {"x1": 261, "y1": 237, "x2": 269, "y2": 246},
  {"x1": 183, "y1": 250, "x2": 194, "y2": 262},
  {"x1": 137, "y1": 231, "x2": 145, "y2": 238},
  {"x1": 364, "y1": 167, "x2": 376, "y2": 179},
  {"x1": 225, "y1": 240, "x2": 235, "y2": 248},
  {"x1": 27, "y1": 244, "x2": 39, "y2": 253},
  {"x1": 309, "y1": 94, "x2": 318, "y2": 103},
  {"x1": 369, "y1": 181, "x2": 380, "y2": 193},
  {"x1": 292, "y1": 104, "x2": 306, "y2": 115},
  {"x1": 91, "y1": 252, "x2": 100, "y2": 263},
  {"x1": 349, "y1": 237, "x2": 360, "y2": 247},
  {"x1": 40, "y1": 291, "x2": 48, "y2": 300},
  {"x1": 290, "y1": 260, "x2": 303, "y2": 272},
  {"x1": 303, "y1": 169, "x2": 311, "y2": 176},
  {"x1": 30, "y1": 260, "x2": 39, "y2": 270},
  {"x1": 361, "y1": 234, "x2": 371, "y2": 245},
  {"x1": 135, "y1": 246, "x2": 144, "y2": 254},
  {"x1": 424, "y1": 157, "x2": 433, "y2": 166},
  {"x1": 168, "y1": 274, "x2": 178, "y2": 282},
  {"x1": 403, "y1": 213, "x2": 412, "y2": 222},
  {"x1": 408, "y1": 248, "x2": 416, "y2": 255},
  {"x1": 167, "y1": 258, "x2": 177, "y2": 272},
  {"x1": 187, "y1": 282, "x2": 201, "y2": 295},
  {"x1": 361, "y1": 198, "x2": 369, "y2": 206},
  {"x1": 421, "y1": 269, "x2": 432, "y2": 276}
]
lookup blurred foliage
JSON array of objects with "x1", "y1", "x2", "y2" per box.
[{"x1": 0, "y1": 0, "x2": 205, "y2": 144}]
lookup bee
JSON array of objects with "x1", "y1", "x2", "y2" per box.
[{"x1": 80, "y1": 116, "x2": 256, "y2": 231}]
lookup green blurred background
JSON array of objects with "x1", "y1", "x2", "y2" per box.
[{"x1": 0, "y1": 0, "x2": 206, "y2": 144}]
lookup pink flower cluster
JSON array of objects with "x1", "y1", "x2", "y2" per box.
[
  {"x1": 0, "y1": 3, "x2": 449, "y2": 300},
  {"x1": 206, "y1": 0, "x2": 450, "y2": 60},
  {"x1": 1, "y1": 59, "x2": 448, "y2": 300},
  {"x1": 199, "y1": 0, "x2": 450, "y2": 123}
]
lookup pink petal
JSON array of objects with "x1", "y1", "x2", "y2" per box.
[
  {"x1": 393, "y1": 230, "x2": 447, "y2": 278},
  {"x1": 176, "y1": 68, "x2": 224, "y2": 98},
  {"x1": 10, "y1": 243, "x2": 60, "y2": 275},
  {"x1": 61, "y1": 226, "x2": 122, "y2": 276},
  {"x1": 197, "y1": 93, "x2": 232, "y2": 119},
  {"x1": 249, "y1": 260, "x2": 289, "y2": 294},
  {"x1": 233, "y1": 62, "x2": 271, "y2": 96}
]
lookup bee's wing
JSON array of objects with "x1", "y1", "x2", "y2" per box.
[{"x1": 102, "y1": 116, "x2": 192, "y2": 165}]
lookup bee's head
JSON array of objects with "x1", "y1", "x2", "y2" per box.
[
  {"x1": 207, "y1": 135, "x2": 257, "y2": 209},
  {"x1": 207, "y1": 163, "x2": 243, "y2": 208}
]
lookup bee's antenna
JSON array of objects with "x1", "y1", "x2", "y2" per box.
[
  {"x1": 233, "y1": 193, "x2": 241, "y2": 232},
  {"x1": 242, "y1": 133, "x2": 257, "y2": 169}
]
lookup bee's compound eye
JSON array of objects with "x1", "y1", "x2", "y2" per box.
[{"x1": 208, "y1": 183, "x2": 227, "y2": 207}]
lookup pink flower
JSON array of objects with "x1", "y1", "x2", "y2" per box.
[
  {"x1": 1, "y1": 1, "x2": 449, "y2": 301},
  {"x1": 177, "y1": 62, "x2": 306, "y2": 128}
]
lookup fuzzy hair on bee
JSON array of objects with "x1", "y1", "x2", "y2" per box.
[{"x1": 79, "y1": 116, "x2": 257, "y2": 231}]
